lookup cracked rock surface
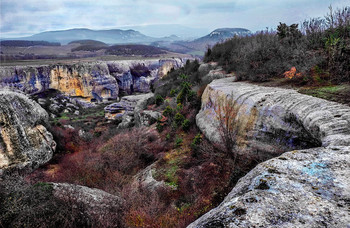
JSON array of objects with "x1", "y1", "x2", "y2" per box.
[
  {"x1": 0, "y1": 91, "x2": 56, "y2": 170},
  {"x1": 188, "y1": 146, "x2": 350, "y2": 228}
]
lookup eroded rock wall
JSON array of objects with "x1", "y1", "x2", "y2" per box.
[
  {"x1": 0, "y1": 58, "x2": 186, "y2": 101},
  {"x1": 0, "y1": 63, "x2": 118, "y2": 101},
  {"x1": 107, "y1": 58, "x2": 186, "y2": 94},
  {"x1": 0, "y1": 91, "x2": 56, "y2": 170}
]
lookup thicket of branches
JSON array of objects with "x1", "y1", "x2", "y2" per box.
[
  {"x1": 0, "y1": 176, "x2": 90, "y2": 227},
  {"x1": 204, "y1": 6, "x2": 350, "y2": 83}
]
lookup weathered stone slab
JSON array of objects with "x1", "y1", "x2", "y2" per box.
[
  {"x1": 0, "y1": 91, "x2": 56, "y2": 170},
  {"x1": 188, "y1": 146, "x2": 350, "y2": 228}
]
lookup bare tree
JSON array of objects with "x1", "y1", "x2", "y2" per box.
[
  {"x1": 212, "y1": 94, "x2": 258, "y2": 164},
  {"x1": 213, "y1": 95, "x2": 239, "y2": 163}
]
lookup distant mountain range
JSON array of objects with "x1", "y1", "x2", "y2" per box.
[
  {"x1": 1, "y1": 27, "x2": 251, "y2": 56},
  {"x1": 152, "y1": 28, "x2": 252, "y2": 56},
  {"x1": 3, "y1": 28, "x2": 158, "y2": 45}
]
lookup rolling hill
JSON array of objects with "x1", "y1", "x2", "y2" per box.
[
  {"x1": 194, "y1": 28, "x2": 251, "y2": 43},
  {"x1": 153, "y1": 28, "x2": 252, "y2": 56},
  {"x1": 4, "y1": 28, "x2": 157, "y2": 45}
]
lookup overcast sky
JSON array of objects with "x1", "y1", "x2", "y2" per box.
[{"x1": 1, "y1": 0, "x2": 349, "y2": 38}]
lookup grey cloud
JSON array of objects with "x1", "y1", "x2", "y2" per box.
[
  {"x1": 1, "y1": 0, "x2": 348, "y2": 38},
  {"x1": 197, "y1": 2, "x2": 239, "y2": 13}
]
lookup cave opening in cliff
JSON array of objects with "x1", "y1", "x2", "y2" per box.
[{"x1": 101, "y1": 88, "x2": 112, "y2": 99}]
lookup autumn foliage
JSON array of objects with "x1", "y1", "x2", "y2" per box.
[{"x1": 284, "y1": 67, "x2": 302, "y2": 79}]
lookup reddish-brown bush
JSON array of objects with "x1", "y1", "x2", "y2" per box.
[{"x1": 31, "y1": 127, "x2": 166, "y2": 195}]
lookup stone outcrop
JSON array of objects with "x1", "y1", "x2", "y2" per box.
[
  {"x1": 132, "y1": 164, "x2": 166, "y2": 192},
  {"x1": 198, "y1": 62, "x2": 236, "y2": 84},
  {"x1": 0, "y1": 58, "x2": 187, "y2": 101},
  {"x1": 0, "y1": 91, "x2": 56, "y2": 170},
  {"x1": 104, "y1": 93, "x2": 153, "y2": 120},
  {"x1": 188, "y1": 146, "x2": 350, "y2": 227},
  {"x1": 202, "y1": 68, "x2": 236, "y2": 83},
  {"x1": 105, "y1": 93, "x2": 155, "y2": 129},
  {"x1": 135, "y1": 110, "x2": 162, "y2": 127},
  {"x1": 107, "y1": 58, "x2": 186, "y2": 94},
  {"x1": 197, "y1": 78, "x2": 350, "y2": 155},
  {"x1": 191, "y1": 77, "x2": 350, "y2": 227},
  {"x1": 51, "y1": 183, "x2": 124, "y2": 223}
]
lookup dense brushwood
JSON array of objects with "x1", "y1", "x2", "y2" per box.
[
  {"x1": 0, "y1": 40, "x2": 61, "y2": 47},
  {"x1": 106, "y1": 44, "x2": 166, "y2": 56},
  {"x1": 204, "y1": 6, "x2": 350, "y2": 83}
]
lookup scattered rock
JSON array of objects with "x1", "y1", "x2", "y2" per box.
[
  {"x1": 64, "y1": 125, "x2": 74, "y2": 130},
  {"x1": 135, "y1": 110, "x2": 162, "y2": 126},
  {"x1": 49, "y1": 103, "x2": 61, "y2": 113},
  {"x1": 37, "y1": 98, "x2": 47, "y2": 106},
  {"x1": 132, "y1": 164, "x2": 166, "y2": 192},
  {"x1": 117, "y1": 114, "x2": 134, "y2": 129},
  {"x1": 66, "y1": 103, "x2": 78, "y2": 110},
  {"x1": 202, "y1": 68, "x2": 237, "y2": 83},
  {"x1": 105, "y1": 93, "x2": 154, "y2": 121},
  {"x1": 78, "y1": 129, "x2": 85, "y2": 137}
]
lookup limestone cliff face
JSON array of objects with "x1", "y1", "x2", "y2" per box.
[
  {"x1": 50, "y1": 63, "x2": 118, "y2": 101},
  {"x1": 191, "y1": 77, "x2": 350, "y2": 227},
  {"x1": 0, "y1": 91, "x2": 56, "y2": 170},
  {"x1": 107, "y1": 58, "x2": 185, "y2": 94},
  {"x1": 0, "y1": 63, "x2": 118, "y2": 101},
  {"x1": 0, "y1": 58, "x2": 186, "y2": 101},
  {"x1": 158, "y1": 58, "x2": 184, "y2": 78}
]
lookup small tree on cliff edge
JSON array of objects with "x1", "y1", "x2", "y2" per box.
[{"x1": 213, "y1": 95, "x2": 239, "y2": 164}]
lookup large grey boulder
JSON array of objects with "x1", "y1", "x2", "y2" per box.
[
  {"x1": 105, "y1": 93, "x2": 154, "y2": 120},
  {"x1": 0, "y1": 91, "x2": 56, "y2": 170},
  {"x1": 51, "y1": 183, "x2": 124, "y2": 224},
  {"x1": 105, "y1": 93, "x2": 154, "y2": 129},
  {"x1": 188, "y1": 146, "x2": 350, "y2": 228},
  {"x1": 197, "y1": 78, "x2": 350, "y2": 155},
  {"x1": 135, "y1": 110, "x2": 162, "y2": 127}
]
